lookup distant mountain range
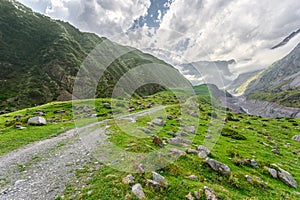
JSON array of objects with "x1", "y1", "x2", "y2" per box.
[
  {"x1": 0, "y1": 0, "x2": 174, "y2": 110},
  {"x1": 179, "y1": 60, "x2": 236, "y2": 88}
]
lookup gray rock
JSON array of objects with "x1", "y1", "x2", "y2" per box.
[
  {"x1": 169, "y1": 148, "x2": 186, "y2": 157},
  {"x1": 250, "y1": 159, "x2": 258, "y2": 167},
  {"x1": 292, "y1": 135, "x2": 300, "y2": 143},
  {"x1": 152, "y1": 172, "x2": 168, "y2": 186},
  {"x1": 277, "y1": 167, "x2": 298, "y2": 188},
  {"x1": 187, "y1": 148, "x2": 199, "y2": 155},
  {"x1": 152, "y1": 118, "x2": 165, "y2": 126},
  {"x1": 168, "y1": 137, "x2": 190, "y2": 146},
  {"x1": 186, "y1": 192, "x2": 195, "y2": 200},
  {"x1": 184, "y1": 126, "x2": 196, "y2": 134},
  {"x1": 15, "y1": 125, "x2": 26, "y2": 130},
  {"x1": 136, "y1": 164, "x2": 145, "y2": 174},
  {"x1": 204, "y1": 186, "x2": 220, "y2": 200},
  {"x1": 197, "y1": 145, "x2": 210, "y2": 158},
  {"x1": 272, "y1": 149, "x2": 280, "y2": 155},
  {"x1": 267, "y1": 167, "x2": 278, "y2": 178},
  {"x1": 28, "y1": 116, "x2": 47, "y2": 126},
  {"x1": 143, "y1": 128, "x2": 151, "y2": 134},
  {"x1": 186, "y1": 175, "x2": 198, "y2": 180},
  {"x1": 145, "y1": 179, "x2": 160, "y2": 190},
  {"x1": 245, "y1": 175, "x2": 253, "y2": 182},
  {"x1": 206, "y1": 158, "x2": 231, "y2": 176},
  {"x1": 122, "y1": 174, "x2": 135, "y2": 184},
  {"x1": 132, "y1": 184, "x2": 145, "y2": 199},
  {"x1": 102, "y1": 102, "x2": 111, "y2": 108}
]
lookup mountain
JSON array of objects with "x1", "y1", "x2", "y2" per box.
[
  {"x1": 244, "y1": 43, "x2": 300, "y2": 107},
  {"x1": 226, "y1": 70, "x2": 263, "y2": 93},
  {"x1": 179, "y1": 59, "x2": 236, "y2": 88},
  {"x1": 271, "y1": 28, "x2": 300, "y2": 49},
  {"x1": 0, "y1": 0, "x2": 174, "y2": 110}
]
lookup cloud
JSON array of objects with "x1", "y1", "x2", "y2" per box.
[
  {"x1": 19, "y1": 0, "x2": 151, "y2": 37},
  {"x1": 116, "y1": 0, "x2": 300, "y2": 74},
  {"x1": 18, "y1": 0, "x2": 300, "y2": 75}
]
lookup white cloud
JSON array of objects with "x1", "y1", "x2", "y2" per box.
[
  {"x1": 19, "y1": 0, "x2": 151, "y2": 37},
  {"x1": 18, "y1": 0, "x2": 300, "y2": 75}
]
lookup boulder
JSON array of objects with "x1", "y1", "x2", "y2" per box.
[
  {"x1": 292, "y1": 135, "x2": 300, "y2": 143},
  {"x1": 169, "y1": 148, "x2": 187, "y2": 157},
  {"x1": 184, "y1": 126, "x2": 196, "y2": 134},
  {"x1": 250, "y1": 159, "x2": 258, "y2": 168},
  {"x1": 186, "y1": 192, "x2": 195, "y2": 200},
  {"x1": 245, "y1": 175, "x2": 253, "y2": 182},
  {"x1": 206, "y1": 158, "x2": 231, "y2": 176},
  {"x1": 186, "y1": 175, "x2": 198, "y2": 180},
  {"x1": 132, "y1": 184, "x2": 145, "y2": 199},
  {"x1": 28, "y1": 117, "x2": 47, "y2": 126},
  {"x1": 145, "y1": 179, "x2": 160, "y2": 190},
  {"x1": 197, "y1": 145, "x2": 210, "y2": 158},
  {"x1": 187, "y1": 148, "x2": 199, "y2": 155},
  {"x1": 152, "y1": 118, "x2": 165, "y2": 126},
  {"x1": 271, "y1": 149, "x2": 280, "y2": 155},
  {"x1": 277, "y1": 167, "x2": 298, "y2": 188},
  {"x1": 204, "y1": 186, "x2": 220, "y2": 200},
  {"x1": 152, "y1": 172, "x2": 168, "y2": 186},
  {"x1": 267, "y1": 167, "x2": 278, "y2": 178},
  {"x1": 168, "y1": 137, "x2": 191, "y2": 146},
  {"x1": 122, "y1": 174, "x2": 135, "y2": 184}
]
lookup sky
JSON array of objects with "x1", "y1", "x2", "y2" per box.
[{"x1": 17, "y1": 0, "x2": 300, "y2": 75}]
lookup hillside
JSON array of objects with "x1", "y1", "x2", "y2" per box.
[
  {"x1": 243, "y1": 43, "x2": 300, "y2": 108},
  {"x1": 226, "y1": 70, "x2": 263, "y2": 93},
  {"x1": 0, "y1": 0, "x2": 173, "y2": 111},
  {"x1": 0, "y1": 89, "x2": 299, "y2": 199}
]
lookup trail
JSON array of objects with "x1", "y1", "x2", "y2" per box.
[{"x1": 0, "y1": 106, "x2": 165, "y2": 200}]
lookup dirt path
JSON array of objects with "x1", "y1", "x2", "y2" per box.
[{"x1": 0, "y1": 106, "x2": 165, "y2": 200}]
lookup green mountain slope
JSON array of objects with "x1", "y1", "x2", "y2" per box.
[
  {"x1": 244, "y1": 43, "x2": 300, "y2": 107},
  {"x1": 0, "y1": 0, "x2": 173, "y2": 111}
]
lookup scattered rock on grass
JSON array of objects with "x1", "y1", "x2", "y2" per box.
[
  {"x1": 186, "y1": 192, "x2": 195, "y2": 200},
  {"x1": 122, "y1": 174, "x2": 135, "y2": 184},
  {"x1": 152, "y1": 172, "x2": 168, "y2": 186},
  {"x1": 187, "y1": 148, "x2": 199, "y2": 155},
  {"x1": 132, "y1": 184, "x2": 145, "y2": 199},
  {"x1": 145, "y1": 179, "x2": 160, "y2": 191},
  {"x1": 271, "y1": 149, "x2": 280, "y2": 155},
  {"x1": 169, "y1": 148, "x2": 187, "y2": 157},
  {"x1": 186, "y1": 175, "x2": 198, "y2": 180},
  {"x1": 245, "y1": 175, "x2": 253, "y2": 182},
  {"x1": 197, "y1": 145, "x2": 210, "y2": 158},
  {"x1": 28, "y1": 116, "x2": 47, "y2": 126},
  {"x1": 184, "y1": 126, "x2": 196, "y2": 134},
  {"x1": 292, "y1": 135, "x2": 300, "y2": 143},
  {"x1": 204, "y1": 186, "x2": 220, "y2": 200},
  {"x1": 277, "y1": 167, "x2": 298, "y2": 188},
  {"x1": 206, "y1": 158, "x2": 231, "y2": 176},
  {"x1": 152, "y1": 118, "x2": 165, "y2": 126},
  {"x1": 194, "y1": 191, "x2": 201, "y2": 199}
]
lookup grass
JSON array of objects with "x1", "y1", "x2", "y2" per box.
[
  {"x1": 1, "y1": 88, "x2": 299, "y2": 199},
  {"x1": 58, "y1": 92, "x2": 299, "y2": 199}
]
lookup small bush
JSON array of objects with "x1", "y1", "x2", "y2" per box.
[{"x1": 221, "y1": 128, "x2": 247, "y2": 140}]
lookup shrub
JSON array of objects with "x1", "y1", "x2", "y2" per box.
[{"x1": 221, "y1": 128, "x2": 247, "y2": 140}]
